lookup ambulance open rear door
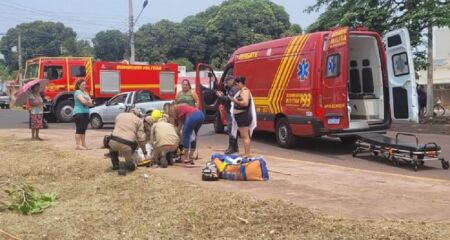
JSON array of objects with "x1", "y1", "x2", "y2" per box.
[
  {"x1": 383, "y1": 28, "x2": 419, "y2": 123},
  {"x1": 322, "y1": 27, "x2": 350, "y2": 130}
]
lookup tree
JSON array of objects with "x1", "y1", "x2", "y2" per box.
[
  {"x1": 0, "y1": 21, "x2": 77, "y2": 70},
  {"x1": 171, "y1": 57, "x2": 194, "y2": 71},
  {"x1": 281, "y1": 24, "x2": 303, "y2": 37},
  {"x1": 0, "y1": 63, "x2": 13, "y2": 82},
  {"x1": 62, "y1": 39, "x2": 93, "y2": 57},
  {"x1": 306, "y1": 0, "x2": 450, "y2": 117},
  {"x1": 205, "y1": 0, "x2": 294, "y2": 68},
  {"x1": 179, "y1": 6, "x2": 220, "y2": 66},
  {"x1": 92, "y1": 30, "x2": 127, "y2": 61},
  {"x1": 135, "y1": 20, "x2": 185, "y2": 63}
]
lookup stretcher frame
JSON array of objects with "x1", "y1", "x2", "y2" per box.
[{"x1": 352, "y1": 132, "x2": 449, "y2": 171}]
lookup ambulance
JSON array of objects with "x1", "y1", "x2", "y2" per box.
[{"x1": 195, "y1": 27, "x2": 418, "y2": 148}]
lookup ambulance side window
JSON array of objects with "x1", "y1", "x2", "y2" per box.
[{"x1": 326, "y1": 54, "x2": 340, "y2": 78}]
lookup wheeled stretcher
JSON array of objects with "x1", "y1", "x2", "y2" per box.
[{"x1": 352, "y1": 133, "x2": 449, "y2": 171}]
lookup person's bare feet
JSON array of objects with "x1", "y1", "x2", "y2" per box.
[{"x1": 76, "y1": 145, "x2": 87, "y2": 150}]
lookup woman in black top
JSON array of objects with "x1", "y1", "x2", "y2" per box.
[{"x1": 230, "y1": 76, "x2": 253, "y2": 156}]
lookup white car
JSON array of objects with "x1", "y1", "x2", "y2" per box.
[{"x1": 89, "y1": 90, "x2": 172, "y2": 129}]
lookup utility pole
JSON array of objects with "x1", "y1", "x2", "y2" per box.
[
  {"x1": 128, "y1": 0, "x2": 148, "y2": 64},
  {"x1": 18, "y1": 31, "x2": 22, "y2": 84},
  {"x1": 129, "y1": 0, "x2": 135, "y2": 64},
  {"x1": 425, "y1": 25, "x2": 434, "y2": 117}
]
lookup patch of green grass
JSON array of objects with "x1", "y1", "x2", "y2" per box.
[{"x1": 1, "y1": 183, "x2": 57, "y2": 215}]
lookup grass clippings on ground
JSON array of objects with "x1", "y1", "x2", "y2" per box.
[{"x1": 0, "y1": 136, "x2": 449, "y2": 240}]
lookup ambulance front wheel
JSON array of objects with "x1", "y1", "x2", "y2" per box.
[{"x1": 275, "y1": 118, "x2": 296, "y2": 148}]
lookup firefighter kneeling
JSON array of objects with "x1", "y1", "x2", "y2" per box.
[
  {"x1": 109, "y1": 108, "x2": 147, "y2": 175},
  {"x1": 145, "y1": 110, "x2": 179, "y2": 167}
]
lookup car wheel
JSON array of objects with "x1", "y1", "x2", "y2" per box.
[
  {"x1": 90, "y1": 114, "x2": 103, "y2": 129},
  {"x1": 214, "y1": 113, "x2": 225, "y2": 134},
  {"x1": 275, "y1": 118, "x2": 296, "y2": 148},
  {"x1": 56, "y1": 99, "x2": 74, "y2": 122}
]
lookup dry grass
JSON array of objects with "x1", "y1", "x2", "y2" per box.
[{"x1": 1, "y1": 136, "x2": 450, "y2": 240}]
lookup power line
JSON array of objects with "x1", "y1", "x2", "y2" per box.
[{"x1": 0, "y1": 2, "x2": 125, "y2": 29}]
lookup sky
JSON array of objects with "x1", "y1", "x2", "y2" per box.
[{"x1": 0, "y1": 0, "x2": 322, "y2": 40}]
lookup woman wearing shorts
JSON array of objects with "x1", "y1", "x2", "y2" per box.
[{"x1": 230, "y1": 76, "x2": 256, "y2": 157}]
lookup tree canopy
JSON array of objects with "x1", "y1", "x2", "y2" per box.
[
  {"x1": 0, "y1": 0, "x2": 303, "y2": 70},
  {"x1": 92, "y1": 30, "x2": 127, "y2": 61},
  {"x1": 135, "y1": 0, "x2": 302, "y2": 68},
  {"x1": 0, "y1": 21, "x2": 78, "y2": 70},
  {"x1": 305, "y1": 0, "x2": 450, "y2": 69}
]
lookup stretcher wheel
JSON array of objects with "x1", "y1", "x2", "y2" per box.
[
  {"x1": 413, "y1": 164, "x2": 418, "y2": 172},
  {"x1": 442, "y1": 159, "x2": 449, "y2": 170}
]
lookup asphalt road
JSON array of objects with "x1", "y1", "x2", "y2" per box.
[{"x1": 1, "y1": 108, "x2": 449, "y2": 180}]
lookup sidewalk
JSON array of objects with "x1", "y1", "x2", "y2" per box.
[{"x1": 391, "y1": 118, "x2": 450, "y2": 135}]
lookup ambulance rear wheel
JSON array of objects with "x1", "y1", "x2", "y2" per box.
[
  {"x1": 275, "y1": 118, "x2": 296, "y2": 148},
  {"x1": 56, "y1": 99, "x2": 74, "y2": 122}
]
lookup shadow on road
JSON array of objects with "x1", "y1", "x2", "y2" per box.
[{"x1": 251, "y1": 131, "x2": 355, "y2": 156}]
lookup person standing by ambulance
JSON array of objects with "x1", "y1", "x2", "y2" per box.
[
  {"x1": 230, "y1": 76, "x2": 257, "y2": 157},
  {"x1": 216, "y1": 75, "x2": 239, "y2": 154},
  {"x1": 176, "y1": 79, "x2": 199, "y2": 108}
]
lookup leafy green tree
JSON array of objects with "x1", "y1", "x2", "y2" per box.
[
  {"x1": 306, "y1": 0, "x2": 450, "y2": 117},
  {"x1": 206, "y1": 0, "x2": 293, "y2": 68},
  {"x1": 171, "y1": 57, "x2": 194, "y2": 71},
  {"x1": 281, "y1": 24, "x2": 303, "y2": 37},
  {"x1": 0, "y1": 63, "x2": 13, "y2": 82},
  {"x1": 0, "y1": 21, "x2": 77, "y2": 70},
  {"x1": 62, "y1": 39, "x2": 93, "y2": 57},
  {"x1": 92, "y1": 30, "x2": 127, "y2": 61},
  {"x1": 179, "y1": 6, "x2": 220, "y2": 66},
  {"x1": 135, "y1": 20, "x2": 185, "y2": 63}
]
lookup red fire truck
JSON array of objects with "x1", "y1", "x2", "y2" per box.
[
  {"x1": 23, "y1": 57, "x2": 178, "y2": 122},
  {"x1": 195, "y1": 27, "x2": 418, "y2": 148}
]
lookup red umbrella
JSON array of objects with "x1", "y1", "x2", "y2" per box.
[{"x1": 15, "y1": 79, "x2": 49, "y2": 106}]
